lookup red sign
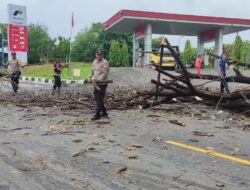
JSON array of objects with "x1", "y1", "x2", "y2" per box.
[
  {"x1": 8, "y1": 24, "x2": 28, "y2": 52},
  {"x1": 200, "y1": 29, "x2": 216, "y2": 43},
  {"x1": 135, "y1": 24, "x2": 145, "y2": 40}
]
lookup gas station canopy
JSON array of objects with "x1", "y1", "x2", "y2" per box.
[
  {"x1": 103, "y1": 10, "x2": 250, "y2": 36},
  {"x1": 103, "y1": 10, "x2": 250, "y2": 67}
]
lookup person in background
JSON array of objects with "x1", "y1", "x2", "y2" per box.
[
  {"x1": 218, "y1": 52, "x2": 230, "y2": 93},
  {"x1": 52, "y1": 55, "x2": 68, "y2": 95},
  {"x1": 3, "y1": 52, "x2": 24, "y2": 94},
  {"x1": 88, "y1": 50, "x2": 109, "y2": 121},
  {"x1": 195, "y1": 54, "x2": 202, "y2": 75}
]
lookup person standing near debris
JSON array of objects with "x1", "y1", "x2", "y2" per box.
[
  {"x1": 218, "y1": 53, "x2": 230, "y2": 93},
  {"x1": 88, "y1": 50, "x2": 109, "y2": 121},
  {"x1": 3, "y1": 52, "x2": 24, "y2": 94},
  {"x1": 52, "y1": 55, "x2": 68, "y2": 95},
  {"x1": 195, "y1": 54, "x2": 202, "y2": 75}
]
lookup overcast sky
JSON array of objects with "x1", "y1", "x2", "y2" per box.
[{"x1": 1, "y1": 0, "x2": 250, "y2": 49}]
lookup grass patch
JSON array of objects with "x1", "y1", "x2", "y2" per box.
[{"x1": 22, "y1": 62, "x2": 92, "y2": 80}]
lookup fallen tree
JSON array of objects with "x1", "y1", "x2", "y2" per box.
[
  {"x1": 176, "y1": 65, "x2": 250, "y2": 84},
  {"x1": 146, "y1": 38, "x2": 250, "y2": 114},
  {"x1": 0, "y1": 41, "x2": 249, "y2": 115}
]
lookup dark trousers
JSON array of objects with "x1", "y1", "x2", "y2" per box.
[
  {"x1": 93, "y1": 84, "x2": 107, "y2": 116},
  {"x1": 220, "y1": 75, "x2": 228, "y2": 93},
  {"x1": 10, "y1": 71, "x2": 21, "y2": 93},
  {"x1": 53, "y1": 75, "x2": 61, "y2": 90}
]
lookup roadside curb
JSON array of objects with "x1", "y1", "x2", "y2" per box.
[{"x1": 20, "y1": 76, "x2": 85, "y2": 85}]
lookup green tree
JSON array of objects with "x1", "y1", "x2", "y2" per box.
[
  {"x1": 232, "y1": 34, "x2": 243, "y2": 60},
  {"x1": 121, "y1": 43, "x2": 129, "y2": 67},
  {"x1": 0, "y1": 23, "x2": 8, "y2": 62},
  {"x1": 109, "y1": 40, "x2": 121, "y2": 67},
  {"x1": 152, "y1": 38, "x2": 161, "y2": 49},
  {"x1": 72, "y1": 23, "x2": 102, "y2": 62},
  {"x1": 223, "y1": 43, "x2": 234, "y2": 59},
  {"x1": 96, "y1": 24, "x2": 132, "y2": 64},
  {"x1": 183, "y1": 40, "x2": 194, "y2": 62},
  {"x1": 28, "y1": 24, "x2": 51, "y2": 64},
  {"x1": 72, "y1": 23, "x2": 133, "y2": 65},
  {"x1": 0, "y1": 23, "x2": 7, "y2": 46},
  {"x1": 55, "y1": 36, "x2": 70, "y2": 62},
  {"x1": 240, "y1": 41, "x2": 250, "y2": 63}
]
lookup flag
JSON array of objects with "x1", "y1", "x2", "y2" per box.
[{"x1": 71, "y1": 12, "x2": 74, "y2": 28}]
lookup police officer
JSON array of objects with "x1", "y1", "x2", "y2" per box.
[
  {"x1": 88, "y1": 50, "x2": 109, "y2": 121},
  {"x1": 3, "y1": 52, "x2": 24, "y2": 94},
  {"x1": 52, "y1": 55, "x2": 68, "y2": 95}
]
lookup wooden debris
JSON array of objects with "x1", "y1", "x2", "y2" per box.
[
  {"x1": 192, "y1": 131, "x2": 214, "y2": 137},
  {"x1": 128, "y1": 155, "x2": 139, "y2": 160},
  {"x1": 103, "y1": 161, "x2": 110, "y2": 164},
  {"x1": 169, "y1": 120, "x2": 185, "y2": 127},
  {"x1": 1, "y1": 37, "x2": 250, "y2": 117},
  {"x1": 72, "y1": 150, "x2": 87, "y2": 158},
  {"x1": 189, "y1": 139, "x2": 199, "y2": 142},
  {"x1": 72, "y1": 149, "x2": 99, "y2": 158},
  {"x1": 241, "y1": 125, "x2": 250, "y2": 131},
  {"x1": 216, "y1": 183, "x2": 225, "y2": 188},
  {"x1": 73, "y1": 139, "x2": 82, "y2": 143},
  {"x1": 36, "y1": 155, "x2": 47, "y2": 170},
  {"x1": 146, "y1": 114, "x2": 161, "y2": 118},
  {"x1": 124, "y1": 144, "x2": 143, "y2": 151},
  {"x1": 94, "y1": 121, "x2": 111, "y2": 125},
  {"x1": 115, "y1": 167, "x2": 127, "y2": 174}
]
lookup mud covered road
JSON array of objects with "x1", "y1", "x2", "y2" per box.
[{"x1": 0, "y1": 68, "x2": 250, "y2": 190}]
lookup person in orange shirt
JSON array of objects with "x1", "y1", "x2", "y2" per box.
[{"x1": 195, "y1": 55, "x2": 202, "y2": 75}]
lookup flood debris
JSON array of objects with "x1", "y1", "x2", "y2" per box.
[
  {"x1": 128, "y1": 155, "x2": 139, "y2": 160},
  {"x1": 241, "y1": 125, "x2": 250, "y2": 131},
  {"x1": 94, "y1": 121, "x2": 111, "y2": 125},
  {"x1": 72, "y1": 148, "x2": 99, "y2": 158},
  {"x1": 42, "y1": 124, "x2": 84, "y2": 136},
  {"x1": 169, "y1": 120, "x2": 185, "y2": 127},
  {"x1": 146, "y1": 114, "x2": 161, "y2": 118},
  {"x1": 192, "y1": 131, "x2": 214, "y2": 137},
  {"x1": 216, "y1": 183, "x2": 225, "y2": 188},
  {"x1": 73, "y1": 139, "x2": 83, "y2": 143},
  {"x1": 124, "y1": 144, "x2": 143, "y2": 151},
  {"x1": 188, "y1": 139, "x2": 199, "y2": 142},
  {"x1": 115, "y1": 166, "x2": 127, "y2": 174}
]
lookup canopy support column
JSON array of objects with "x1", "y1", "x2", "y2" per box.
[
  {"x1": 197, "y1": 34, "x2": 204, "y2": 55},
  {"x1": 214, "y1": 28, "x2": 223, "y2": 67},
  {"x1": 144, "y1": 23, "x2": 152, "y2": 66},
  {"x1": 133, "y1": 32, "x2": 139, "y2": 67}
]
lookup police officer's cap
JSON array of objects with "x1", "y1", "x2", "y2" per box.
[{"x1": 96, "y1": 50, "x2": 104, "y2": 55}]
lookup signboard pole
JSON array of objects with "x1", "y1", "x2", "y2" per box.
[{"x1": 7, "y1": 4, "x2": 28, "y2": 64}]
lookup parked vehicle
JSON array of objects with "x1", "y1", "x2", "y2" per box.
[
  {"x1": 185, "y1": 61, "x2": 195, "y2": 68},
  {"x1": 150, "y1": 46, "x2": 179, "y2": 70}
]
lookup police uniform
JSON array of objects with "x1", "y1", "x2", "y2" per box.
[
  {"x1": 4, "y1": 53, "x2": 22, "y2": 93},
  {"x1": 89, "y1": 51, "x2": 109, "y2": 120}
]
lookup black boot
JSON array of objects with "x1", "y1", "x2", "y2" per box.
[
  {"x1": 100, "y1": 106, "x2": 108, "y2": 118},
  {"x1": 91, "y1": 110, "x2": 100, "y2": 121},
  {"x1": 91, "y1": 114, "x2": 100, "y2": 121},
  {"x1": 100, "y1": 112, "x2": 108, "y2": 118}
]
